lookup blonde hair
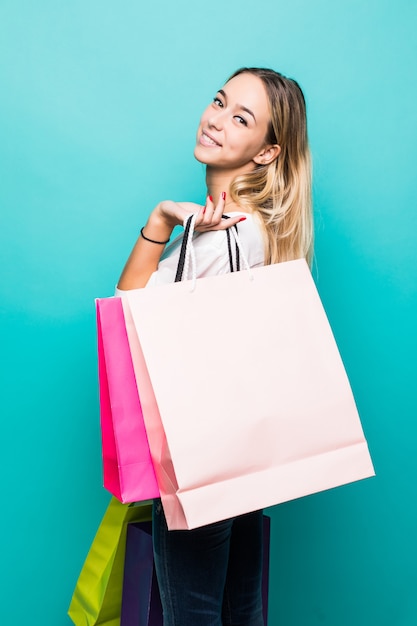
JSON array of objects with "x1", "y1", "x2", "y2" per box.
[{"x1": 228, "y1": 68, "x2": 313, "y2": 265}]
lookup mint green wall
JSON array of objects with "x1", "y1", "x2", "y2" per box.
[{"x1": 1, "y1": 1, "x2": 416, "y2": 624}]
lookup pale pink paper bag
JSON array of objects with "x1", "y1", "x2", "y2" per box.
[
  {"x1": 124, "y1": 259, "x2": 374, "y2": 529},
  {"x1": 96, "y1": 297, "x2": 159, "y2": 503}
]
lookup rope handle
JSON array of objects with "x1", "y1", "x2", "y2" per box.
[
  {"x1": 174, "y1": 214, "x2": 194, "y2": 282},
  {"x1": 174, "y1": 214, "x2": 252, "y2": 287}
]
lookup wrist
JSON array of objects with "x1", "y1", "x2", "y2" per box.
[
  {"x1": 140, "y1": 227, "x2": 170, "y2": 245},
  {"x1": 145, "y1": 206, "x2": 176, "y2": 239}
]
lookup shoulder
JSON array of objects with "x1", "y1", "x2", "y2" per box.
[{"x1": 218, "y1": 212, "x2": 265, "y2": 268}]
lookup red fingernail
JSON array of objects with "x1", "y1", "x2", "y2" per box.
[
  {"x1": 209, "y1": 195, "x2": 213, "y2": 202},
  {"x1": 238, "y1": 216, "x2": 247, "y2": 222},
  {"x1": 222, "y1": 191, "x2": 226, "y2": 200}
]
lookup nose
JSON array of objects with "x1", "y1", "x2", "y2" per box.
[{"x1": 207, "y1": 109, "x2": 225, "y2": 130}]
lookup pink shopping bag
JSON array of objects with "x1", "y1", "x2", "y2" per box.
[
  {"x1": 123, "y1": 222, "x2": 374, "y2": 529},
  {"x1": 96, "y1": 297, "x2": 159, "y2": 503}
]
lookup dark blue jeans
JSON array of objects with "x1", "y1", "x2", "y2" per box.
[{"x1": 152, "y1": 499, "x2": 264, "y2": 626}]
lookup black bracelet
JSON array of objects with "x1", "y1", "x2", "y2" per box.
[{"x1": 140, "y1": 227, "x2": 170, "y2": 245}]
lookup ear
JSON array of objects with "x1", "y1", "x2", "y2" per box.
[{"x1": 253, "y1": 144, "x2": 281, "y2": 166}]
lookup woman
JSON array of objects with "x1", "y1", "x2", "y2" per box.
[{"x1": 117, "y1": 67, "x2": 313, "y2": 626}]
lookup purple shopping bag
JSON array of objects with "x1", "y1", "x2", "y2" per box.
[
  {"x1": 121, "y1": 521, "x2": 163, "y2": 626},
  {"x1": 96, "y1": 297, "x2": 159, "y2": 503}
]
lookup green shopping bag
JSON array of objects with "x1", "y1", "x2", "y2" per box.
[{"x1": 68, "y1": 497, "x2": 153, "y2": 626}]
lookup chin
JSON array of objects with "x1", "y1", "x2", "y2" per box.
[{"x1": 194, "y1": 145, "x2": 209, "y2": 164}]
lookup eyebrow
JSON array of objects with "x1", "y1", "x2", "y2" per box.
[{"x1": 218, "y1": 89, "x2": 256, "y2": 122}]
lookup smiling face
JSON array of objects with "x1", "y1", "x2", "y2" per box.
[{"x1": 194, "y1": 72, "x2": 279, "y2": 175}]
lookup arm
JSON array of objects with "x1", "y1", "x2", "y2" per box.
[
  {"x1": 117, "y1": 196, "x2": 245, "y2": 290},
  {"x1": 117, "y1": 204, "x2": 174, "y2": 290}
]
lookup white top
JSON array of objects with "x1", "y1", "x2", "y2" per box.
[{"x1": 115, "y1": 213, "x2": 265, "y2": 294}]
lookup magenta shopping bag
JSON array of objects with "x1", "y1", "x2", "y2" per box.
[
  {"x1": 96, "y1": 297, "x2": 159, "y2": 503},
  {"x1": 121, "y1": 521, "x2": 163, "y2": 626}
]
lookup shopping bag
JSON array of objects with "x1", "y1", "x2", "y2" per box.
[
  {"x1": 68, "y1": 498, "x2": 152, "y2": 626},
  {"x1": 96, "y1": 296, "x2": 159, "y2": 503},
  {"x1": 124, "y1": 217, "x2": 375, "y2": 529},
  {"x1": 120, "y1": 522, "x2": 163, "y2": 626}
]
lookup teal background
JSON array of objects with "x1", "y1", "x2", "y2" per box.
[{"x1": 1, "y1": 1, "x2": 416, "y2": 624}]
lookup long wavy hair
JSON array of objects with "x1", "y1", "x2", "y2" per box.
[{"x1": 228, "y1": 67, "x2": 313, "y2": 265}]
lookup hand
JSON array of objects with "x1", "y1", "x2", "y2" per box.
[{"x1": 155, "y1": 194, "x2": 246, "y2": 233}]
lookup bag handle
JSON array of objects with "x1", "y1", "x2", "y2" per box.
[
  {"x1": 174, "y1": 214, "x2": 251, "y2": 287},
  {"x1": 174, "y1": 214, "x2": 194, "y2": 283},
  {"x1": 224, "y1": 217, "x2": 240, "y2": 273}
]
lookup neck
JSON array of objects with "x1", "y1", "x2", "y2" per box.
[{"x1": 205, "y1": 164, "x2": 254, "y2": 212}]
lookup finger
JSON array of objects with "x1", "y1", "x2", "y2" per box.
[
  {"x1": 192, "y1": 198, "x2": 208, "y2": 228},
  {"x1": 211, "y1": 191, "x2": 226, "y2": 223},
  {"x1": 200, "y1": 195, "x2": 215, "y2": 225},
  {"x1": 215, "y1": 214, "x2": 247, "y2": 230}
]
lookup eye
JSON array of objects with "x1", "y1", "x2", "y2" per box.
[
  {"x1": 213, "y1": 96, "x2": 224, "y2": 107},
  {"x1": 234, "y1": 115, "x2": 248, "y2": 126}
]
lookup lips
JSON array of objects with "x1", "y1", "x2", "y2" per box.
[{"x1": 200, "y1": 130, "x2": 221, "y2": 147}]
